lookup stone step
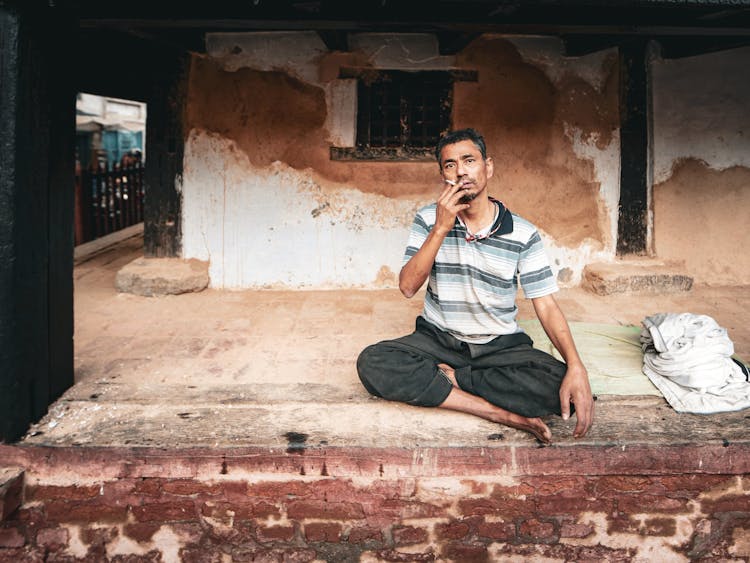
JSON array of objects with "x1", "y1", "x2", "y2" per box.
[
  {"x1": 115, "y1": 257, "x2": 209, "y2": 296},
  {"x1": 582, "y1": 260, "x2": 693, "y2": 295}
]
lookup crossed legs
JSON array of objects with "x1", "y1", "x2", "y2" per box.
[{"x1": 356, "y1": 319, "x2": 567, "y2": 444}]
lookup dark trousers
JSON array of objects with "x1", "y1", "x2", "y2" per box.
[{"x1": 357, "y1": 316, "x2": 569, "y2": 418}]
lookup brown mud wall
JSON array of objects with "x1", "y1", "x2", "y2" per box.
[
  {"x1": 453, "y1": 36, "x2": 619, "y2": 247},
  {"x1": 654, "y1": 158, "x2": 750, "y2": 285},
  {"x1": 186, "y1": 56, "x2": 438, "y2": 201},
  {"x1": 186, "y1": 36, "x2": 618, "y2": 248}
]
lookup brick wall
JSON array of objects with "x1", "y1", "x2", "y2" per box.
[{"x1": 1, "y1": 466, "x2": 748, "y2": 561}]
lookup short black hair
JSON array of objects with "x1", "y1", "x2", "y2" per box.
[{"x1": 435, "y1": 128, "x2": 487, "y2": 164}]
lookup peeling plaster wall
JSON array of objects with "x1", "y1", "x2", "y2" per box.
[
  {"x1": 182, "y1": 32, "x2": 619, "y2": 288},
  {"x1": 652, "y1": 47, "x2": 750, "y2": 284}
]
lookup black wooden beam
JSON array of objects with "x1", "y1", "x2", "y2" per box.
[
  {"x1": 656, "y1": 35, "x2": 750, "y2": 58},
  {"x1": 436, "y1": 31, "x2": 482, "y2": 55},
  {"x1": 617, "y1": 39, "x2": 649, "y2": 256},
  {"x1": 317, "y1": 29, "x2": 348, "y2": 51}
]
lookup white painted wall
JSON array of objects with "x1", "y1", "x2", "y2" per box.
[
  {"x1": 652, "y1": 46, "x2": 750, "y2": 183},
  {"x1": 182, "y1": 132, "x2": 419, "y2": 288}
]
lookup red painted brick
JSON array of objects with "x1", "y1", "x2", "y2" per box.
[
  {"x1": 35, "y1": 527, "x2": 68, "y2": 550},
  {"x1": 0, "y1": 470, "x2": 24, "y2": 520},
  {"x1": 46, "y1": 501, "x2": 129, "y2": 523},
  {"x1": 594, "y1": 476, "x2": 655, "y2": 495},
  {"x1": 124, "y1": 522, "x2": 161, "y2": 543},
  {"x1": 132, "y1": 478, "x2": 163, "y2": 497},
  {"x1": 607, "y1": 516, "x2": 641, "y2": 535},
  {"x1": 519, "y1": 519, "x2": 557, "y2": 542},
  {"x1": 380, "y1": 499, "x2": 442, "y2": 519},
  {"x1": 560, "y1": 522, "x2": 595, "y2": 538},
  {"x1": 0, "y1": 527, "x2": 25, "y2": 548},
  {"x1": 435, "y1": 520, "x2": 470, "y2": 540},
  {"x1": 476, "y1": 519, "x2": 515, "y2": 541},
  {"x1": 347, "y1": 526, "x2": 383, "y2": 544},
  {"x1": 458, "y1": 497, "x2": 534, "y2": 519},
  {"x1": 287, "y1": 500, "x2": 364, "y2": 520},
  {"x1": 617, "y1": 495, "x2": 689, "y2": 514},
  {"x1": 247, "y1": 481, "x2": 312, "y2": 499},
  {"x1": 257, "y1": 524, "x2": 295, "y2": 542},
  {"x1": 26, "y1": 484, "x2": 100, "y2": 502},
  {"x1": 700, "y1": 494, "x2": 750, "y2": 514},
  {"x1": 441, "y1": 541, "x2": 488, "y2": 562},
  {"x1": 304, "y1": 522, "x2": 342, "y2": 542},
  {"x1": 659, "y1": 475, "x2": 735, "y2": 494},
  {"x1": 529, "y1": 476, "x2": 590, "y2": 496},
  {"x1": 79, "y1": 525, "x2": 118, "y2": 547},
  {"x1": 162, "y1": 480, "x2": 221, "y2": 497},
  {"x1": 253, "y1": 501, "x2": 281, "y2": 519},
  {"x1": 179, "y1": 546, "x2": 227, "y2": 562},
  {"x1": 132, "y1": 501, "x2": 196, "y2": 522},
  {"x1": 536, "y1": 495, "x2": 611, "y2": 515},
  {"x1": 643, "y1": 517, "x2": 677, "y2": 537},
  {"x1": 392, "y1": 525, "x2": 428, "y2": 546},
  {"x1": 200, "y1": 501, "x2": 254, "y2": 521},
  {"x1": 493, "y1": 482, "x2": 536, "y2": 497}
]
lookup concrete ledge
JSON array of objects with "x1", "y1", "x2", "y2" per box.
[
  {"x1": 74, "y1": 223, "x2": 144, "y2": 265},
  {"x1": 582, "y1": 261, "x2": 693, "y2": 295},
  {"x1": 115, "y1": 257, "x2": 209, "y2": 296},
  {"x1": 0, "y1": 467, "x2": 23, "y2": 521}
]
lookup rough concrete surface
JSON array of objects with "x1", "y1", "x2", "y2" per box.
[{"x1": 17, "y1": 234, "x2": 749, "y2": 452}]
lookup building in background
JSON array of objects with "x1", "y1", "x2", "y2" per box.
[{"x1": 75, "y1": 92, "x2": 146, "y2": 169}]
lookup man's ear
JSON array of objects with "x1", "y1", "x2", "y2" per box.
[{"x1": 486, "y1": 156, "x2": 494, "y2": 179}]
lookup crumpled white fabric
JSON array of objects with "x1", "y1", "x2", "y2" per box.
[{"x1": 640, "y1": 312, "x2": 750, "y2": 414}]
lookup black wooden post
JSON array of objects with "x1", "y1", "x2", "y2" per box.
[
  {"x1": 143, "y1": 54, "x2": 189, "y2": 257},
  {"x1": 0, "y1": 3, "x2": 75, "y2": 442},
  {"x1": 617, "y1": 39, "x2": 650, "y2": 255}
]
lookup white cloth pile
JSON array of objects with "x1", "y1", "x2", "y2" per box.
[{"x1": 640, "y1": 312, "x2": 750, "y2": 414}]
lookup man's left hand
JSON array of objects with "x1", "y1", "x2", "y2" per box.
[{"x1": 559, "y1": 363, "x2": 594, "y2": 438}]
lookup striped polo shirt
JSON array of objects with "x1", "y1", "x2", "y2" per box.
[{"x1": 403, "y1": 199, "x2": 558, "y2": 344}]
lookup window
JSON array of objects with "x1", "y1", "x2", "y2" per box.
[{"x1": 331, "y1": 68, "x2": 477, "y2": 161}]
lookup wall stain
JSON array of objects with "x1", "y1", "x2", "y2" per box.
[
  {"x1": 454, "y1": 36, "x2": 617, "y2": 246},
  {"x1": 653, "y1": 158, "x2": 750, "y2": 284}
]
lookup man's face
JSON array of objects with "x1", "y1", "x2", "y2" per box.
[{"x1": 439, "y1": 140, "x2": 494, "y2": 204}]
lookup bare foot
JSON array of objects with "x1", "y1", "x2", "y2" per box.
[
  {"x1": 502, "y1": 414, "x2": 552, "y2": 445},
  {"x1": 436, "y1": 366, "x2": 553, "y2": 445},
  {"x1": 437, "y1": 363, "x2": 459, "y2": 387}
]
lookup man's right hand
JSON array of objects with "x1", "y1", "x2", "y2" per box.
[
  {"x1": 399, "y1": 179, "x2": 471, "y2": 298},
  {"x1": 434, "y1": 179, "x2": 471, "y2": 235}
]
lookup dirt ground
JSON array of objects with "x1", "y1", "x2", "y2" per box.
[{"x1": 19, "y1": 232, "x2": 749, "y2": 449}]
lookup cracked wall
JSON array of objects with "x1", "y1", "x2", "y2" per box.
[
  {"x1": 652, "y1": 47, "x2": 750, "y2": 284},
  {"x1": 182, "y1": 32, "x2": 619, "y2": 288}
]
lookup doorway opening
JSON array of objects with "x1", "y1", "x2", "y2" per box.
[{"x1": 74, "y1": 93, "x2": 147, "y2": 246}]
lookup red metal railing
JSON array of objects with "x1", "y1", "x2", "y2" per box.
[{"x1": 75, "y1": 162, "x2": 144, "y2": 245}]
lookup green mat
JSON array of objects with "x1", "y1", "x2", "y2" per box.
[{"x1": 519, "y1": 320, "x2": 661, "y2": 396}]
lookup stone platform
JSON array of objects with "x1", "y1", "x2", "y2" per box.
[{"x1": 0, "y1": 236, "x2": 748, "y2": 560}]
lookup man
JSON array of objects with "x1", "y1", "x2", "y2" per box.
[{"x1": 357, "y1": 128, "x2": 594, "y2": 444}]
